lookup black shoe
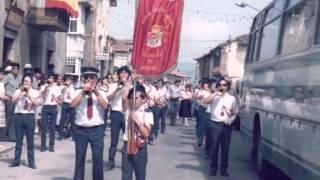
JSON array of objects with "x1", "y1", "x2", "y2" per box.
[
  {"x1": 29, "y1": 164, "x2": 37, "y2": 169},
  {"x1": 49, "y1": 147, "x2": 54, "y2": 152},
  {"x1": 9, "y1": 162, "x2": 20, "y2": 167},
  {"x1": 105, "y1": 162, "x2": 115, "y2": 171},
  {"x1": 161, "y1": 130, "x2": 165, "y2": 134},
  {"x1": 40, "y1": 146, "x2": 47, "y2": 152},
  {"x1": 58, "y1": 136, "x2": 63, "y2": 141},
  {"x1": 221, "y1": 170, "x2": 229, "y2": 177},
  {"x1": 197, "y1": 143, "x2": 202, "y2": 147},
  {"x1": 209, "y1": 169, "x2": 217, "y2": 176}
]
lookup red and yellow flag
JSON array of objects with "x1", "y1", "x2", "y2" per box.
[
  {"x1": 47, "y1": 0, "x2": 79, "y2": 17},
  {"x1": 131, "y1": 0, "x2": 184, "y2": 77}
]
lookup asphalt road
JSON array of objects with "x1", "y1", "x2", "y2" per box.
[{"x1": 0, "y1": 120, "x2": 260, "y2": 180}]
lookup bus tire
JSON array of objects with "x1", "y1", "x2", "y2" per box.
[{"x1": 251, "y1": 114, "x2": 267, "y2": 178}]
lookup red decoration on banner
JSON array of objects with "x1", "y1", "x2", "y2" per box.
[{"x1": 131, "y1": 0, "x2": 184, "y2": 76}]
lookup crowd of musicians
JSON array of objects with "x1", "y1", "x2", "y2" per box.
[{"x1": 0, "y1": 62, "x2": 240, "y2": 179}]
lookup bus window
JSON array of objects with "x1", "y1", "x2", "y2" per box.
[
  {"x1": 259, "y1": 18, "x2": 281, "y2": 61},
  {"x1": 264, "y1": 0, "x2": 286, "y2": 23},
  {"x1": 280, "y1": 0, "x2": 316, "y2": 55},
  {"x1": 287, "y1": 0, "x2": 304, "y2": 8}
]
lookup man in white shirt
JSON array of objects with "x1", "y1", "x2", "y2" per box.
[
  {"x1": 40, "y1": 73, "x2": 61, "y2": 152},
  {"x1": 167, "y1": 80, "x2": 182, "y2": 126},
  {"x1": 155, "y1": 79, "x2": 168, "y2": 133},
  {"x1": 71, "y1": 67, "x2": 108, "y2": 180},
  {"x1": 105, "y1": 66, "x2": 131, "y2": 171},
  {"x1": 202, "y1": 78, "x2": 238, "y2": 177}
]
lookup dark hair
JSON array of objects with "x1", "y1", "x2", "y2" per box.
[
  {"x1": 216, "y1": 77, "x2": 227, "y2": 88},
  {"x1": 174, "y1": 80, "x2": 181, "y2": 84},
  {"x1": 117, "y1": 66, "x2": 131, "y2": 76},
  {"x1": 128, "y1": 85, "x2": 146, "y2": 100},
  {"x1": 21, "y1": 74, "x2": 33, "y2": 86},
  {"x1": 11, "y1": 62, "x2": 20, "y2": 69},
  {"x1": 47, "y1": 73, "x2": 57, "y2": 81}
]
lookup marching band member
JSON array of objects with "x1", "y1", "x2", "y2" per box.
[
  {"x1": 58, "y1": 74, "x2": 76, "y2": 140},
  {"x1": 155, "y1": 79, "x2": 168, "y2": 134},
  {"x1": 167, "y1": 80, "x2": 182, "y2": 126},
  {"x1": 202, "y1": 78, "x2": 238, "y2": 177},
  {"x1": 40, "y1": 73, "x2": 61, "y2": 152},
  {"x1": 9, "y1": 74, "x2": 42, "y2": 169},
  {"x1": 71, "y1": 67, "x2": 108, "y2": 180},
  {"x1": 122, "y1": 84, "x2": 153, "y2": 180},
  {"x1": 195, "y1": 80, "x2": 211, "y2": 147},
  {"x1": 105, "y1": 66, "x2": 131, "y2": 171}
]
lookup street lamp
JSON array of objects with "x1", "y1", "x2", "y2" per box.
[{"x1": 235, "y1": 1, "x2": 260, "y2": 12}]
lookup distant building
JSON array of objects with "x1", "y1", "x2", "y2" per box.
[
  {"x1": 164, "y1": 69, "x2": 191, "y2": 84},
  {"x1": 111, "y1": 39, "x2": 133, "y2": 69},
  {"x1": 194, "y1": 34, "x2": 248, "y2": 91}
]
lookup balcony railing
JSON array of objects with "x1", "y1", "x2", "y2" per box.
[{"x1": 27, "y1": 7, "x2": 70, "y2": 32}]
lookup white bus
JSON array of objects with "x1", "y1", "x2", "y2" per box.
[{"x1": 241, "y1": 0, "x2": 320, "y2": 179}]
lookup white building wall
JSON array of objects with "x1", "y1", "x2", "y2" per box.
[{"x1": 226, "y1": 42, "x2": 245, "y2": 79}]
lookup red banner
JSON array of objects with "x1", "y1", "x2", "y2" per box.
[{"x1": 131, "y1": 0, "x2": 184, "y2": 77}]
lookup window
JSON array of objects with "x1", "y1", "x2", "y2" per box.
[
  {"x1": 66, "y1": 58, "x2": 76, "y2": 73},
  {"x1": 259, "y1": 18, "x2": 281, "y2": 61},
  {"x1": 69, "y1": 17, "x2": 78, "y2": 33},
  {"x1": 281, "y1": 0, "x2": 316, "y2": 55},
  {"x1": 287, "y1": 0, "x2": 304, "y2": 8},
  {"x1": 265, "y1": 0, "x2": 286, "y2": 23}
]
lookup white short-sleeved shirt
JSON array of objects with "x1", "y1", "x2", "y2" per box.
[
  {"x1": 198, "y1": 89, "x2": 211, "y2": 107},
  {"x1": 73, "y1": 89, "x2": 108, "y2": 127},
  {"x1": 144, "y1": 84, "x2": 157, "y2": 107},
  {"x1": 62, "y1": 85, "x2": 75, "y2": 104},
  {"x1": 155, "y1": 87, "x2": 167, "y2": 106},
  {"x1": 168, "y1": 85, "x2": 182, "y2": 99},
  {"x1": 123, "y1": 105, "x2": 154, "y2": 142},
  {"x1": 108, "y1": 83, "x2": 125, "y2": 111},
  {"x1": 14, "y1": 89, "x2": 42, "y2": 114},
  {"x1": 209, "y1": 92, "x2": 238, "y2": 124},
  {"x1": 41, "y1": 85, "x2": 62, "y2": 105}
]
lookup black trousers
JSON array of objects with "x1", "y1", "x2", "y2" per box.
[
  {"x1": 5, "y1": 100, "x2": 16, "y2": 141},
  {"x1": 59, "y1": 102, "x2": 75, "y2": 138},
  {"x1": 207, "y1": 120, "x2": 232, "y2": 172},
  {"x1": 122, "y1": 143, "x2": 148, "y2": 180},
  {"x1": 108, "y1": 111, "x2": 125, "y2": 163},
  {"x1": 12, "y1": 114, "x2": 35, "y2": 165},
  {"x1": 41, "y1": 105, "x2": 58, "y2": 148},
  {"x1": 159, "y1": 105, "x2": 167, "y2": 133},
  {"x1": 74, "y1": 125, "x2": 104, "y2": 180}
]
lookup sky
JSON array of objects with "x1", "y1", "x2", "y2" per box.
[{"x1": 108, "y1": 0, "x2": 272, "y2": 79}]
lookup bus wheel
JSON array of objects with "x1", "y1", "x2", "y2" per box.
[{"x1": 251, "y1": 114, "x2": 267, "y2": 178}]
